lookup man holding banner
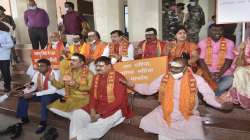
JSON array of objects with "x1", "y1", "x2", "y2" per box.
[
  {"x1": 123, "y1": 57, "x2": 233, "y2": 140},
  {"x1": 27, "y1": 32, "x2": 64, "y2": 78},
  {"x1": 135, "y1": 28, "x2": 167, "y2": 59}
]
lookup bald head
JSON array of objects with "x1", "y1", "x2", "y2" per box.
[{"x1": 50, "y1": 32, "x2": 60, "y2": 42}]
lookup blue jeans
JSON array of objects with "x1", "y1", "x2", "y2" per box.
[
  {"x1": 16, "y1": 94, "x2": 62, "y2": 123},
  {"x1": 215, "y1": 75, "x2": 234, "y2": 96}
]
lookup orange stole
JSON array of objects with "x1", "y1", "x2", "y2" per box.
[
  {"x1": 159, "y1": 68, "x2": 197, "y2": 126},
  {"x1": 109, "y1": 37, "x2": 129, "y2": 56},
  {"x1": 93, "y1": 71, "x2": 116, "y2": 103},
  {"x1": 169, "y1": 42, "x2": 197, "y2": 61},
  {"x1": 141, "y1": 40, "x2": 162, "y2": 59},
  {"x1": 63, "y1": 66, "x2": 89, "y2": 99},
  {"x1": 37, "y1": 69, "x2": 52, "y2": 91},
  {"x1": 205, "y1": 37, "x2": 227, "y2": 69},
  {"x1": 196, "y1": 68, "x2": 218, "y2": 91},
  {"x1": 81, "y1": 41, "x2": 106, "y2": 60}
]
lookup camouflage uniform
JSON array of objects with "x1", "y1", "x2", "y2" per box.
[
  {"x1": 163, "y1": 8, "x2": 180, "y2": 41},
  {"x1": 184, "y1": 4, "x2": 205, "y2": 43}
]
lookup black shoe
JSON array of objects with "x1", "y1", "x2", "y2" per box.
[
  {"x1": 0, "y1": 124, "x2": 16, "y2": 135},
  {"x1": 10, "y1": 123, "x2": 23, "y2": 139},
  {"x1": 36, "y1": 125, "x2": 47, "y2": 134},
  {"x1": 40, "y1": 127, "x2": 58, "y2": 140},
  {"x1": 21, "y1": 117, "x2": 30, "y2": 125},
  {"x1": 4, "y1": 88, "x2": 11, "y2": 93}
]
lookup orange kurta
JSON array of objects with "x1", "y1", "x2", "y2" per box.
[
  {"x1": 108, "y1": 37, "x2": 129, "y2": 57},
  {"x1": 81, "y1": 41, "x2": 106, "y2": 60}
]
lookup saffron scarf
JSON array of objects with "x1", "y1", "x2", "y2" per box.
[
  {"x1": 37, "y1": 68, "x2": 52, "y2": 91},
  {"x1": 93, "y1": 71, "x2": 116, "y2": 103},
  {"x1": 159, "y1": 68, "x2": 197, "y2": 126},
  {"x1": 205, "y1": 37, "x2": 227, "y2": 69}
]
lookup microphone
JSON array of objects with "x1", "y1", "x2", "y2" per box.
[{"x1": 15, "y1": 82, "x2": 34, "y2": 91}]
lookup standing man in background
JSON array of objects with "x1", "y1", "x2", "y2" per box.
[
  {"x1": 62, "y1": 2, "x2": 89, "y2": 41},
  {"x1": 0, "y1": 5, "x2": 19, "y2": 64},
  {"x1": 24, "y1": 0, "x2": 49, "y2": 50},
  {"x1": 0, "y1": 22, "x2": 14, "y2": 93},
  {"x1": 184, "y1": 0, "x2": 205, "y2": 43}
]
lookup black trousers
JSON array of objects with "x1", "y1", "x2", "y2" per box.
[
  {"x1": 0, "y1": 60, "x2": 11, "y2": 90},
  {"x1": 28, "y1": 28, "x2": 48, "y2": 50}
]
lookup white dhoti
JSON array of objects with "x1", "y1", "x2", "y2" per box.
[
  {"x1": 70, "y1": 109, "x2": 125, "y2": 140},
  {"x1": 140, "y1": 106, "x2": 205, "y2": 140}
]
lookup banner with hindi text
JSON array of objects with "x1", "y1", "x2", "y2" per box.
[
  {"x1": 114, "y1": 56, "x2": 168, "y2": 85},
  {"x1": 31, "y1": 50, "x2": 61, "y2": 69}
]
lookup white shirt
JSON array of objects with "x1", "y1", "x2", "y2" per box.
[
  {"x1": 102, "y1": 43, "x2": 134, "y2": 61},
  {"x1": 0, "y1": 31, "x2": 14, "y2": 60},
  {"x1": 23, "y1": 70, "x2": 62, "y2": 96}
]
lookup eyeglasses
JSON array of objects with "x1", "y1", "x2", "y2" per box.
[{"x1": 70, "y1": 59, "x2": 79, "y2": 62}]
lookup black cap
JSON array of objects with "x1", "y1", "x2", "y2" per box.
[
  {"x1": 177, "y1": 3, "x2": 185, "y2": 7},
  {"x1": 0, "y1": 22, "x2": 10, "y2": 32},
  {"x1": 0, "y1": 6, "x2": 6, "y2": 12}
]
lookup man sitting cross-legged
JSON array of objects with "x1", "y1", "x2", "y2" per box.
[{"x1": 69, "y1": 56, "x2": 133, "y2": 140}]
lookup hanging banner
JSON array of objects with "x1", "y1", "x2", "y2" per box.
[
  {"x1": 31, "y1": 50, "x2": 61, "y2": 69},
  {"x1": 217, "y1": 0, "x2": 250, "y2": 24}
]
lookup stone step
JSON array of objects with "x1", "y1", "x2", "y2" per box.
[{"x1": 204, "y1": 126, "x2": 250, "y2": 140}]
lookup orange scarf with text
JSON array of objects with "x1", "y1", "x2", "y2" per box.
[
  {"x1": 142, "y1": 40, "x2": 162, "y2": 58},
  {"x1": 37, "y1": 69, "x2": 52, "y2": 91},
  {"x1": 109, "y1": 37, "x2": 129, "y2": 56},
  {"x1": 205, "y1": 38, "x2": 227, "y2": 69},
  {"x1": 93, "y1": 71, "x2": 116, "y2": 103},
  {"x1": 159, "y1": 68, "x2": 197, "y2": 126}
]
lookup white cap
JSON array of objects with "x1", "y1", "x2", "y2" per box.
[
  {"x1": 169, "y1": 61, "x2": 183, "y2": 67},
  {"x1": 88, "y1": 32, "x2": 95, "y2": 36},
  {"x1": 145, "y1": 31, "x2": 155, "y2": 35}
]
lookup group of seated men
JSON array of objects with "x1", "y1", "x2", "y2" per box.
[{"x1": 1, "y1": 23, "x2": 250, "y2": 140}]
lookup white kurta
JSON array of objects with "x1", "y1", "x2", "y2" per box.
[
  {"x1": 134, "y1": 74, "x2": 222, "y2": 140},
  {"x1": 69, "y1": 109, "x2": 125, "y2": 140},
  {"x1": 102, "y1": 44, "x2": 134, "y2": 61}
]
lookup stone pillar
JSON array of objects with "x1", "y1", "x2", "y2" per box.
[
  {"x1": 93, "y1": 0, "x2": 125, "y2": 42},
  {"x1": 128, "y1": 0, "x2": 162, "y2": 42}
]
